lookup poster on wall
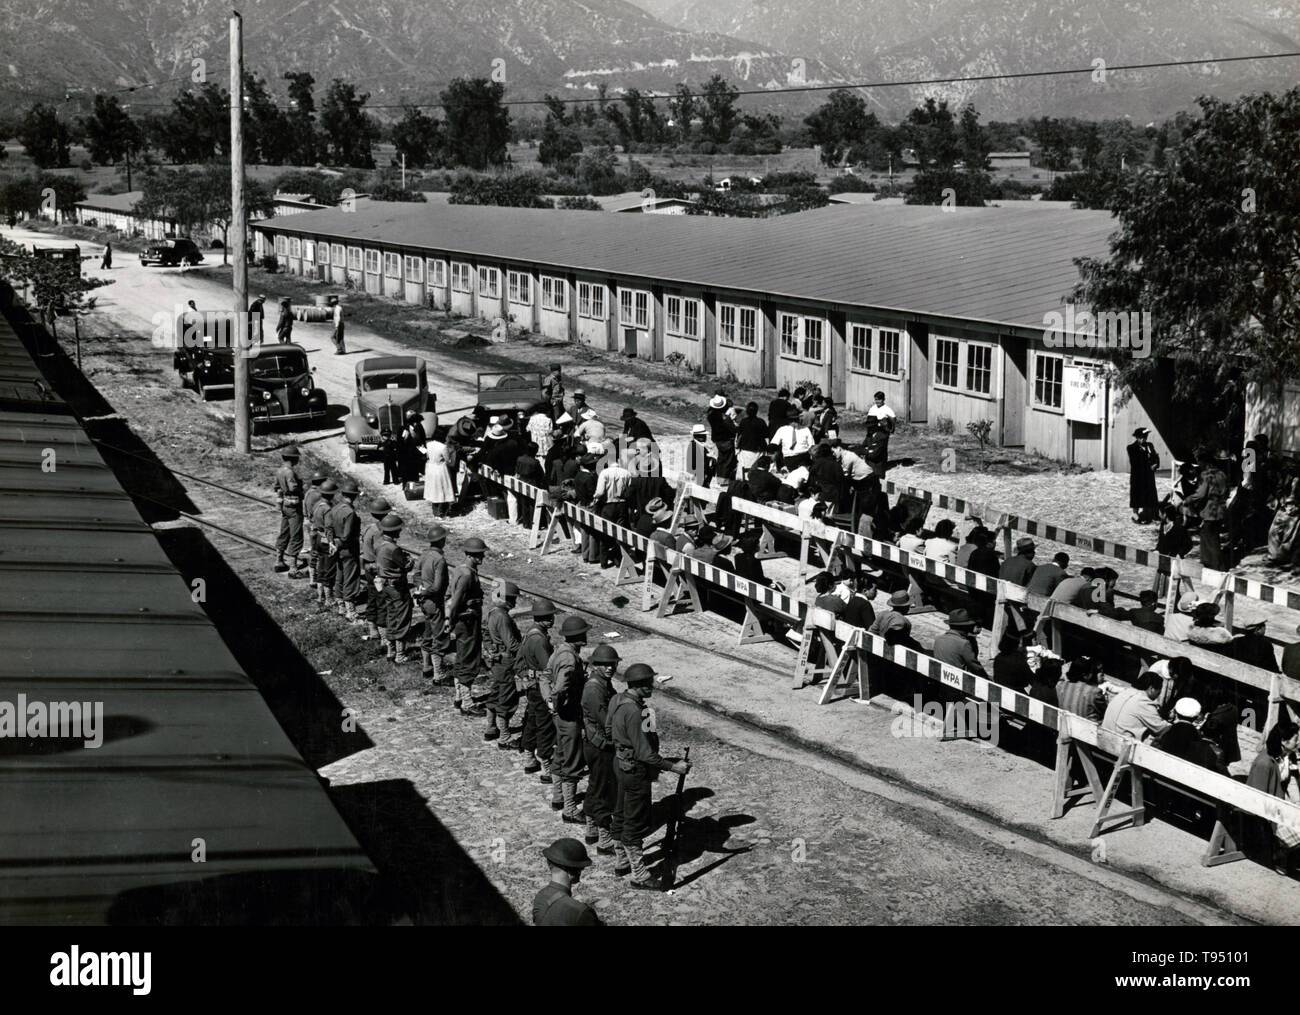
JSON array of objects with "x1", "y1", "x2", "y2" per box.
[{"x1": 1063, "y1": 360, "x2": 1106, "y2": 424}]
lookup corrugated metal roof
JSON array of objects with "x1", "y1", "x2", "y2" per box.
[
  {"x1": 256, "y1": 200, "x2": 1117, "y2": 331},
  {"x1": 74, "y1": 191, "x2": 145, "y2": 213}
]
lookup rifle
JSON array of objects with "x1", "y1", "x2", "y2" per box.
[{"x1": 660, "y1": 746, "x2": 690, "y2": 890}]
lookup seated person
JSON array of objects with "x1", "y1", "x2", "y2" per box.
[
  {"x1": 1125, "y1": 588, "x2": 1165, "y2": 634},
  {"x1": 1155, "y1": 697, "x2": 1228, "y2": 774},
  {"x1": 812, "y1": 571, "x2": 847, "y2": 615},
  {"x1": 1056, "y1": 655, "x2": 1108, "y2": 722},
  {"x1": 931, "y1": 609, "x2": 986, "y2": 677},
  {"x1": 744, "y1": 455, "x2": 783, "y2": 503},
  {"x1": 869, "y1": 591, "x2": 920, "y2": 648},
  {"x1": 1186, "y1": 600, "x2": 1234, "y2": 647},
  {"x1": 842, "y1": 572, "x2": 879, "y2": 629},
  {"x1": 732, "y1": 530, "x2": 768, "y2": 586},
  {"x1": 1101, "y1": 670, "x2": 1170, "y2": 741},
  {"x1": 923, "y1": 519, "x2": 960, "y2": 562},
  {"x1": 992, "y1": 629, "x2": 1036, "y2": 691},
  {"x1": 966, "y1": 528, "x2": 1002, "y2": 578},
  {"x1": 1028, "y1": 658, "x2": 1062, "y2": 707},
  {"x1": 956, "y1": 527, "x2": 988, "y2": 569},
  {"x1": 1026, "y1": 552, "x2": 1069, "y2": 597},
  {"x1": 897, "y1": 516, "x2": 925, "y2": 553}
]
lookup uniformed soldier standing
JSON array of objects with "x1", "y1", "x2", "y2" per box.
[
  {"x1": 549, "y1": 615, "x2": 589, "y2": 825},
  {"x1": 581, "y1": 643, "x2": 620, "y2": 855},
  {"x1": 375, "y1": 513, "x2": 415, "y2": 663},
  {"x1": 517, "y1": 599, "x2": 559, "y2": 804},
  {"x1": 330, "y1": 477, "x2": 363, "y2": 624},
  {"x1": 302, "y1": 468, "x2": 328, "y2": 587},
  {"x1": 415, "y1": 524, "x2": 451, "y2": 684},
  {"x1": 483, "y1": 580, "x2": 522, "y2": 744},
  {"x1": 532, "y1": 838, "x2": 601, "y2": 926},
  {"x1": 272, "y1": 444, "x2": 305, "y2": 576},
  {"x1": 446, "y1": 537, "x2": 488, "y2": 717},
  {"x1": 310, "y1": 480, "x2": 339, "y2": 610},
  {"x1": 359, "y1": 496, "x2": 391, "y2": 641},
  {"x1": 608, "y1": 662, "x2": 691, "y2": 889}
]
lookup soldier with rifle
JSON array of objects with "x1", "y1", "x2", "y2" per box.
[{"x1": 272, "y1": 444, "x2": 305, "y2": 577}]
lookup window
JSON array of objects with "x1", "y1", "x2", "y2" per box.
[
  {"x1": 289, "y1": 237, "x2": 301, "y2": 258},
  {"x1": 303, "y1": 240, "x2": 316, "y2": 263},
  {"x1": 348, "y1": 246, "x2": 362, "y2": 270},
  {"x1": 719, "y1": 304, "x2": 736, "y2": 346},
  {"x1": 619, "y1": 288, "x2": 650, "y2": 329},
  {"x1": 666, "y1": 296, "x2": 681, "y2": 334},
  {"x1": 331, "y1": 243, "x2": 346, "y2": 266},
  {"x1": 683, "y1": 299, "x2": 700, "y2": 338},
  {"x1": 508, "y1": 270, "x2": 531, "y2": 304},
  {"x1": 541, "y1": 276, "x2": 566, "y2": 312},
  {"x1": 383, "y1": 252, "x2": 401, "y2": 278},
  {"x1": 779, "y1": 313, "x2": 799, "y2": 358},
  {"x1": 365, "y1": 249, "x2": 380, "y2": 273},
  {"x1": 427, "y1": 259, "x2": 447, "y2": 287},
  {"x1": 578, "y1": 282, "x2": 605, "y2": 319},
  {"x1": 451, "y1": 262, "x2": 472, "y2": 292},
  {"x1": 850, "y1": 325, "x2": 871, "y2": 371},
  {"x1": 877, "y1": 329, "x2": 901, "y2": 376},
  {"x1": 966, "y1": 343, "x2": 993, "y2": 394},
  {"x1": 478, "y1": 266, "x2": 500, "y2": 298},
  {"x1": 664, "y1": 295, "x2": 700, "y2": 338},
  {"x1": 274, "y1": 235, "x2": 287, "y2": 255},
  {"x1": 735, "y1": 306, "x2": 757, "y2": 349},
  {"x1": 405, "y1": 256, "x2": 423, "y2": 283},
  {"x1": 935, "y1": 338, "x2": 960, "y2": 388},
  {"x1": 1034, "y1": 352, "x2": 1064, "y2": 409},
  {"x1": 803, "y1": 318, "x2": 824, "y2": 363}
]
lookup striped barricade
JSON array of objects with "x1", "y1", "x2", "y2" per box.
[{"x1": 476, "y1": 465, "x2": 553, "y2": 550}]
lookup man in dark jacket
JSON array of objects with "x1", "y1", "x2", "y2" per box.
[
  {"x1": 581, "y1": 643, "x2": 620, "y2": 855},
  {"x1": 622, "y1": 407, "x2": 654, "y2": 444},
  {"x1": 767, "y1": 389, "x2": 791, "y2": 436},
  {"x1": 1126, "y1": 589, "x2": 1166, "y2": 634},
  {"x1": 998, "y1": 537, "x2": 1037, "y2": 586},
  {"x1": 1156, "y1": 698, "x2": 1228, "y2": 775},
  {"x1": 1127, "y1": 427, "x2": 1161, "y2": 523},
  {"x1": 532, "y1": 838, "x2": 601, "y2": 926},
  {"x1": 1186, "y1": 447, "x2": 1230, "y2": 569},
  {"x1": 1026, "y1": 552, "x2": 1069, "y2": 597},
  {"x1": 931, "y1": 609, "x2": 986, "y2": 677},
  {"x1": 745, "y1": 456, "x2": 782, "y2": 503}
]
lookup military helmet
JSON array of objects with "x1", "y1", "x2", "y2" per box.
[
  {"x1": 463, "y1": 537, "x2": 488, "y2": 555},
  {"x1": 337, "y1": 476, "x2": 359, "y2": 496},
  {"x1": 500, "y1": 581, "x2": 520, "y2": 599},
  {"x1": 560, "y1": 615, "x2": 589, "y2": 639},
  {"x1": 280, "y1": 444, "x2": 301, "y2": 460},
  {"x1": 590, "y1": 643, "x2": 620, "y2": 666},
  {"x1": 624, "y1": 663, "x2": 655, "y2": 686},
  {"x1": 311, "y1": 469, "x2": 328, "y2": 484},
  {"x1": 427, "y1": 523, "x2": 447, "y2": 544},
  {"x1": 380, "y1": 514, "x2": 404, "y2": 533},
  {"x1": 319, "y1": 478, "x2": 338, "y2": 496},
  {"x1": 369, "y1": 497, "x2": 392, "y2": 516},
  {"x1": 531, "y1": 598, "x2": 556, "y2": 619},
  {"x1": 542, "y1": 837, "x2": 591, "y2": 870}
]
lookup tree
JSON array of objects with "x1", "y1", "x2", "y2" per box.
[
  {"x1": 668, "y1": 84, "x2": 696, "y2": 143},
  {"x1": 150, "y1": 83, "x2": 228, "y2": 163},
  {"x1": 699, "y1": 74, "x2": 740, "y2": 144},
  {"x1": 538, "y1": 113, "x2": 583, "y2": 170},
  {"x1": 901, "y1": 98, "x2": 960, "y2": 169},
  {"x1": 0, "y1": 234, "x2": 113, "y2": 339},
  {"x1": 283, "y1": 71, "x2": 319, "y2": 165},
  {"x1": 448, "y1": 171, "x2": 551, "y2": 208},
  {"x1": 199, "y1": 164, "x2": 273, "y2": 264},
  {"x1": 244, "y1": 72, "x2": 292, "y2": 165},
  {"x1": 1032, "y1": 116, "x2": 1074, "y2": 170},
  {"x1": 0, "y1": 175, "x2": 42, "y2": 219},
  {"x1": 805, "y1": 89, "x2": 875, "y2": 166},
  {"x1": 369, "y1": 181, "x2": 428, "y2": 202},
  {"x1": 19, "y1": 104, "x2": 72, "y2": 168},
  {"x1": 1072, "y1": 89, "x2": 1300, "y2": 439},
  {"x1": 575, "y1": 146, "x2": 619, "y2": 194},
  {"x1": 958, "y1": 105, "x2": 991, "y2": 171},
  {"x1": 37, "y1": 173, "x2": 86, "y2": 222},
  {"x1": 390, "y1": 105, "x2": 443, "y2": 169},
  {"x1": 82, "y1": 94, "x2": 143, "y2": 167},
  {"x1": 440, "y1": 78, "x2": 510, "y2": 170},
  {"x1": 319, "y1": 79, "x2": 380, "y2": 168}
]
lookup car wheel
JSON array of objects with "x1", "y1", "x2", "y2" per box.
[{"x1": 186, "y1": 255, "x2": 199, "y2": 266}]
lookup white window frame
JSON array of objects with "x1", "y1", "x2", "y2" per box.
[
  {"x1": 289, "y1": 236, "x2": 302, "y2": 258},
  {"x1": 735, "y1": 306, "x2": 757, "y2": 349},
  {"x1": 508, "y1": 270, "x2": 531, "y2": 305},
  {"x1": 478, "y1": 266, "x2": 501, "y2": 299},
  {"x1": 331, "y1": 243, "x2": 346, "y2": 267},
  {"x1": 427, "y1": 258, "x2": 447, "y2": 287},
  {"x1": 934, "y1": 337, "x2": 961, "y2": 390},
  {"x1": 274, "y1": 235, "x2": 287, "y2": 255},
  {"x1": 316, "y1": 241, "x2": 330, "y2": 264},
  {"x1": 347, "y1": 246, "x2": 363, "y2": 270},
  {"x1": 965, "y1": 342, "x2": 994, "y2": 396},
  {"x1": 451, "y1": 261, "x2": 472, "y2": 292},
  {"x1": 541, "y1": 276, "x2": 566, "y2": 312},
  {"x1": 1033, "y1": 351, "x2": 1064, "y2": 411},
  {"x1": 578, "y1": 281, "x2": 605, "y2": 320},
  {"x1": 850, "y1": 324, "x2": 871, "y2": 372},
  {"x1": 365, "y1": 249, "x2": 380, "y2": 273},
  {"x1": 877, "y1": 328, "x2": 902, "y2": 377},
  {"x1": 618, "y1": 287, "x2": 650, "y2": 329},
  {"x1": 666, "y1": 295, "x2": 682, "y2": 334},
  {"x1": 802, "y1": 317, "x2": 825, "y2": 365},
  {"x1": 405, "y1": 256, "x2": 424, "y2": 283},
  {"x1": 303, "y1": 239, "x2": 316, "y2": 263},
  {"x1": 383, "y1": 252, "x2": 401, "y2": 278},
  {"x1": 778, "y1": 312, "x2": 800, "y2": 359}
]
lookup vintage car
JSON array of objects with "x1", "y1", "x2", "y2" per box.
[
  {"x1": 477, "y1": 370, "x2": 545, "y2": 416},
  {"x1": 172, "y1": 311, "x2": 235, "y2": 401},
  {"x1": 140, "y1": 236, "x2": 204, "y2": 267},
  {"x1": 343, "y1": 356, "x2": 437, "y2": 462},
  {"x1": 247, "y1": 343, "x2": 329, "y2": 431}
]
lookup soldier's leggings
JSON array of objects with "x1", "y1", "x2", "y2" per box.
[
  {"x1": 335, "y1": 550, "x2": 360, "y2": 602},
  {"x1": 612, "y1": 763, "x2": 653, "y2": 848},
  {"x1": 383, "y1": 581, "x2": 413, "y2": 640},
  {"x1": 276, "y1": 504, "x2": 303, "y2": 560},
  {"x1": 521, "y1": 685, "x2": 556, "y2": 758},
  {"x1": 451, "y1": 610, "x2": 482, "y2": 686},
  {"x1": 582, "y1": 741, "x2": 615, "y2": 828},
  {"x1": 418, "y1": 597, "x2": 450, "y2": 655},
  {"x1": 360, "y1": 562, "x2": 377, "y2": 618}
]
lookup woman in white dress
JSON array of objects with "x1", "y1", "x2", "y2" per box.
[
  {"x1": 424, "y1": 428, "x2": 458, "y2": 517},
  {"x1": 527, "y1": 405, "x2": 554, "y2": 459}
]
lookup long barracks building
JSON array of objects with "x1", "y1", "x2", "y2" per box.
[{"x1": 252, "y1": 200, "x2": 1188, "y2": 474}]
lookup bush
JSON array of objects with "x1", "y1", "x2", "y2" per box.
[
  {"x1": 79, "y1": 158, "x2": 93, "y2": 172},
  {"x1": 556, "y1": 195, "x2": 602, "y2": 211},
  {"x1": 368, "y1": 181, "x2": 428, "y2": 202},
  {"x1": 827, "y1": 175, "x2": 876, "y2": 194},
  {"x1": 935, "y1": 415, "x2": 955, "y2": 435},
  {"x1": 762, "y1": 170, "x2": 818, "y2": 191},
  {"x1": 260, "y1": 254, "x2": 279, "y2": 273}
]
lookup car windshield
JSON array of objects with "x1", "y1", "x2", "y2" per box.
[
  {"x1": 250, "y1": 353, "x2": 306, "y2": 379},
  {"x1": 362, "y1": 371, "x2": 418, "y2": 391}
]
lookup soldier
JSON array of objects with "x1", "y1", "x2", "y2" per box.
[
  {"x1": 517, "y1": 599, "x2": 559, "y2": 803},
  {"x1": 375, "y1": 513, "x2": 415, "y2": 663},
  {"x1": 447, "y1": 537, "x2": 488, "y2": 717},
  {"x1": 548, "y1": 616, "x2": 589, "y2": 824},
  {"x1": 581, "y1": 643, "x2": 620, "y2": 856},
  {"x1": 301, "y1": 469, "x2": 328, "y2": 587},
  {"x1": 330, "y1": 477, "x2": 363, "y2": 624},
  {"x1": 414, "y1": 524, "x2": 451, "y2": 685},
  {"x1": 359, "y1": 496, "x2": 391, "y2": 642},
  {"x1": 483, "y1": 580, "x2": 522, "y2": 744},
  {"x1": 532, "y1": 838, "x2": 601, "y2": 927},
  {"x1": 310, "y1": 479, "x2": 339, "y2": 610},
  {"x1": 272, "y1": 444, "x2": 305, "y2": 577},
  {"x1": 608, "y1": 662, "x2": 691, "y2": 889}
]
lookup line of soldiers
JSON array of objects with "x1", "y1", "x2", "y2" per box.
[{"x1": 272, "y1": 443, "x2": 692, "y2": 896}]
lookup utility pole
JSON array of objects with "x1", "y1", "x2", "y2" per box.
[
  {"x1": 401, "y1": 151, "x2": 406, "y2": 191},
  {"x1": 230, "y1": 9, "x2": 250, "y2": 454}
]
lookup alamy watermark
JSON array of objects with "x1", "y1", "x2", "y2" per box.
[
  {"x1": 0, "y1": 695, "x2": 104, "y2": 748},
  {"x1": 1042, "y1": 306, "x2": 1152, "y2": 359},
  {"x1": 891, "y1": 694, "x2": 1000, "y2": 747}
]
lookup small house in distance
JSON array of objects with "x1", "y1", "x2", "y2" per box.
[{"x1": 989, "y1": 152, "x2": 1032, "y2": 170}]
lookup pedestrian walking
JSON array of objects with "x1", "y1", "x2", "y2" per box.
[
  {"x1": 329, "y1": 295, "x2": 346, "y2": 354},
  {"x1": 275, "y1": 296, "x2": 293, "y2": 343},
  {"x1": 100, "y1": 241, "x2": 112, "y2": 270}
]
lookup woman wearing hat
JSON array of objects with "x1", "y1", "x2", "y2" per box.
[
  {"x1": 423, "y1": 425, "x2": 457, "y2": 518},
  {"x1": 1127, "y1": 427, "x2": 1161, "y2": 524},
  {"x1": 706, "y1": 393, "x2": 737, "y2": 482}
]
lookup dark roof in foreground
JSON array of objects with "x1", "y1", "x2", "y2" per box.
[{"x1": 255, "y1": 199, "x2": 1118, "y2": 332}]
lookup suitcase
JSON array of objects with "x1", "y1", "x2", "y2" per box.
[
  {"x1": 485, "y1": 496, "x2": 508, "y2": 520},
  {"x1": 403, "y1": 481, "x2": 425, "y2": 501}
]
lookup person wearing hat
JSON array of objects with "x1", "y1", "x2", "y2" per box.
[
  {"x1": 446, "y1": 536, "x2": 489, "y2": 717},
  {"x1": 570, "y1": 389, "x2": 588, "y2": 417},
  {"x1": 1187, "y1": 600, "x2": 1233, "y2": 646},
  {"x1": 329, "y1": 476, "x2": 364, "y2": 624},
  {"x1": 328, "y1": 294, "x2": 346, "y2": 354},
  {"x1": 483, "y1": 580, "x2": 522, "y2": 743},
  {"x1": 607, "y1": 662, "x2": 691, "y2": 889},
  {"x1": 771, "y1": 408, "x2": 814, "y2": 472},
  {"x1": 687, "y1": 423, "x2": 715, "y2": 487},
  {"x1": 1102, "y1": 670, "x2": 1170, "y2": 742},
  {"x1": 1153, "y1": 697, "x2": 1225, "y2": 773},
  {"x1": 302, "y1": 469, "x2": 329, "y2": 587},
  {"x1": 634, "y1": 497, "x2": 667, "y2": 538},
  {"x1": 548, "y1": 615, "x2": 590, "y2": 823},
  {"x1": 518, "y1": 598, "x2": 560, "y2": 793},
  {"x1": 1127, "y1": 426, "x2": 1161, "y2": 524},
  {"x1": 868, "y1": 590, "x2": 918, "y2": 647},
  {"x1": 931, "y1": 609, "x2": 987, "y2": 677},
  {"x1": 376, "y1": 513, "x2": 416, "y2": 663},
  {"x1": 414, "y1": 524, "x2": 451, "y2": 682},
  {"x1": 272, "y1": 445, "x2": 305, "y2": 577},
  {"x1": 248, "y1": 293, "x2": 266, "y2": 345},
  {"x1": 359, "y1": 497, "x2": 392, "y2": 641},
  {"x1": 998, "y1": 537, "x2": 1037, "y2": 587},
  {"x1": 275, "y1": 296, "x2": 293, "y2": 343},
  {"x1": 581, "y1": 643, "x2": 620, "y2": 855},
  {"x1": 310, "y1": 479, "x2": 340, "y2": 610},
  {"x1": 532, "y1": 838, "x2": 601, "y2": 926},
  {"x1": 543, "y1": 363, "x2": 565, "y2": 419},
  {"x1": 621, "y1": 407, "x2": 653, "y2": 445},
  {"x1": 575, "y1": 408, "x2": 604, "y2": 445},
  {"x1": 400, "y1": 410, "x2": 428, "y2": 486},
  {"x1": 706, "y1": 393, "x2": 738, "y2": 482}
]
